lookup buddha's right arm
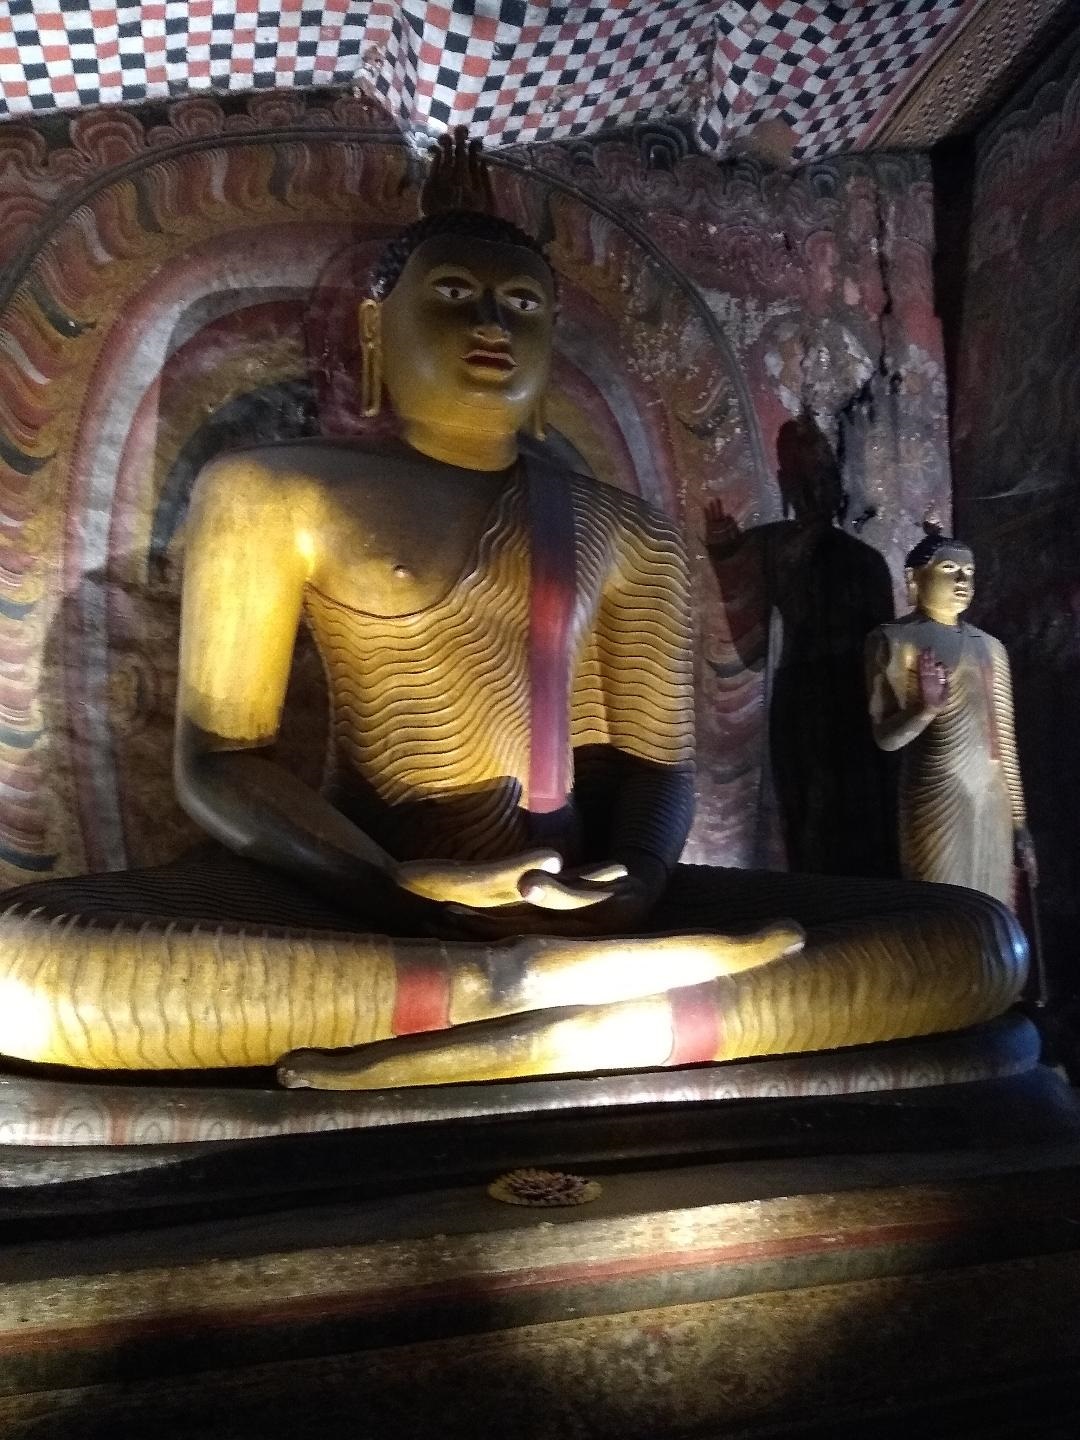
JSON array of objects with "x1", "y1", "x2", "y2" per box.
[
  {"x1": 865, "y1": 630, "x2": 936, "y2": 752},
  {"x1": 175, "y1": 721, "x2": 416, "y2": 916},
  {"x1": 174, "y1": 457, "x2": 421, "y2": 920}
]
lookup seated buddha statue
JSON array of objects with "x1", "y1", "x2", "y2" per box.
[{"x1": 0, "y1": 134, "x2": 1026, "y2": 1092}]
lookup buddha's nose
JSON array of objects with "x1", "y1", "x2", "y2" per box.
[{"x1": 475, "y1": 289, "x2": 506, "y2": 331}]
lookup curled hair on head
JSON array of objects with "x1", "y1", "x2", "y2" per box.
[
  {"x1": 905, "y1": 519, "x2": 971, "y2": 570},
  {"x1": 370, "y1": 210, "x2": 555, "y2": 301}
]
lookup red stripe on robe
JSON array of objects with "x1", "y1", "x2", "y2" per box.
[
  {"x1": 525, "y1": 461, "x2": 576, "y2": 815},
  {"x1": 666, "y1": 983, "x2": 723, "y2": 1066},
  {"x1": 392, "y1": 956, "x2": 451, "y2": 1035}
]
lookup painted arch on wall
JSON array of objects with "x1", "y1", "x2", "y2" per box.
[{"x1": 0, "y1": 92, "x2": 763, "y2": 884}]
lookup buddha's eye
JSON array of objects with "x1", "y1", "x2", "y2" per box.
[
  {"x1": 502, "y1": 289, "x2": 544, "y2": 314},
  {"x1": 432, "y1": 277, "x2": 476, "y2": 302}
]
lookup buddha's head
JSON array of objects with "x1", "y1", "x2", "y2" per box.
[
  {"x1": 364, "y1": 210, "x2": 556, "y2": 469},
  {"x1": 776, "y1": 408, "x2": 845, "y2": 526},
  {"x1": 905, "y1": 529, "x2": 975, "y2": 624}
]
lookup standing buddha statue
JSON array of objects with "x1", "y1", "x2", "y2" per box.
[
  {"x1": 0, "y1": 134, "x2": 1027, "y2": 1091},
  {"x1": 866, "y1": 525, "x2": 1036, "y2": 907}
]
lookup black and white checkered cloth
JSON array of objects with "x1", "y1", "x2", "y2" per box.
[{"x1": 0, "y1": 1, "x2": 966, "y2": 160}]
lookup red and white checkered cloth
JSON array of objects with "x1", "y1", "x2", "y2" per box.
[{"x1": 0, "y1": 1, "x2": 972, "y2": 160}]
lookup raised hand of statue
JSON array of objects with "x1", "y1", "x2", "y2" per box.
[
  {"x1": 917, "y1": 648, "x2": 950, "y2": 714},
  {"x1": 703, "y1": 497, "x2": 741, "y2": 555},
  {"x1": 394, "y1": 850, "x2": 620, "y2": 913},
  {"x1": 421, "y1": 125, "x2": 496, "y2": 217}
]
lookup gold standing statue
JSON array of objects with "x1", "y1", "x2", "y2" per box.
[
  {"x1": 0, "y1": 134, "x2": 1027, "y2": 1090},
  {"x1": 866, "y1": 525, "x2": 1036, "y2": 908}
]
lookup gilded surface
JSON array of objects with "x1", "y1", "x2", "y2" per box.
[
  {"x1": 0, "y1": 119, "x2": 1028, "y2": 1091},
  {"x1": 867, "y1": 544, "x2": 1030, "y2": 907},
  {"x1": 871, "y1": 625, "x2": 1019, "y2": 901},
  {"x1": 291, "y1": 468, "x2": 691, "y2": 863}
]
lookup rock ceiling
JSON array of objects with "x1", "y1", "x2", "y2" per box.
[{"x1": 0, "y1": 1, "x2": 1074, "y2": 158}]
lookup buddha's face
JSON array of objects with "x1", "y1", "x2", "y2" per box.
[
  {"x1": 379, "y1": 233, "x2": 555, "y2": 448},
  {"x1": 909, "y1": 547, "x2": 975, "y2": 622}
]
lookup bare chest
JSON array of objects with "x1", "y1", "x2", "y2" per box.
[
  {"x1": 895, "y1": 626, "x2": 991, "y2": 680},
  {"x1": 892, "y1": 632, "x2": 995, "y2": 733},
  {"x1": 310, "y1": 474, "x2": 506, "y2": 617}
]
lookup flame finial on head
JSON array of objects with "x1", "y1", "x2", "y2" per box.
[
  {"x1": 370, "y1": 126, "x2": 551, "y2": 302},
  {"x1": 420, "y1": 126, "x2": 497, "y2": 219},
  {"x1": 905, "y1": 511, "x2": 970, "y2": 570}
]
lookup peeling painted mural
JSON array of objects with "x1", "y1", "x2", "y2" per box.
[
  {"x1": 953, "y1": 28, "x2": 1080, "y2": 996},
  {"x1": 524, "y1": 134, "x2": 951, "y2": 870},
  {"x1": 0, "y1": 91, "x2": 949, "y2": 888}
]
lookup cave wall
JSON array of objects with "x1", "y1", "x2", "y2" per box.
[
  {"x1": 951, "y1": 28, "x2": 1080, "y2": 995},
  {"x1": 0, "y1": 94, "x2": 949, "y2": 887},
  {"x1": 529, "y1": 136, "x2": 949, "y2": 873}
]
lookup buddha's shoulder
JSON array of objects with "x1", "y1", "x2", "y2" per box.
[
  {"x1": 196, "y1": 439, "x2": 392, "y2": 491},
  {"x1": 191, "y1": 442, "x2": 430, "y2": 530},
  {"x1": 875, "y1": 615, "x2": 916, "y2": 638},
  {"x1": 871, "y1": 616, "x2": 1005, "y2": 655},
  {"x1": 566, "y1": 472, "x2": 683, "y2": 549},
  {"x1": 869, "y1": 615, "x2": 923, "y2": 655},
  {"x1": 960, "y1": 621, "x2": 1007, "y2": 658}
]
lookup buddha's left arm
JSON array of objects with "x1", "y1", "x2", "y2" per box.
[
  {"x1": 990, "y1": 638, "x2": 1028, "y2": 831},
  {"x1": 581, "y1": 503, "x2": 697, "y2": 905}
]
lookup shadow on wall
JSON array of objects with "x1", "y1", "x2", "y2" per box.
[
  {"x1": 40, "y1": 563, "x2": 330, "y2": 878},
  {"x1": 39, "y1": 361, "x2": 331, "y2": 875},
  {"x1": 706, "y1": 408, "x2": 898, "y2": 878}
]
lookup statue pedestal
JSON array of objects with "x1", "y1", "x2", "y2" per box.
[
  {"x1": 0, "y1": 1061, "x2": 1077, "y2": 1437},
  {"x1": 0, "y1": 1013, "x2": 1044, "y2": 1149}
]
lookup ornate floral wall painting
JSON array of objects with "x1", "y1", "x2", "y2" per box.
[{"x1": 0, "y1": 93, "x2": 949, "y2": 889}]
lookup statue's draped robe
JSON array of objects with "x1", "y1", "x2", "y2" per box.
[
  {"x1": 868, "y1": 620, "x2": 1022, "y2": 906},
  {"x1": 302, "y1": 466, "x2": 695, "y2": 872},
  {"x1": 0, "y1": 480, "x2": 1027, "y2": 1072}
]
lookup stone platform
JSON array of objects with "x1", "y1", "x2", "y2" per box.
[{"x1": 0, "y1": 1060, "x2": 1077, "y2": 1438}]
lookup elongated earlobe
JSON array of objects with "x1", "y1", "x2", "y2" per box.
[
  {"x1": 531, "y1": 394, "x2": 547, "y2": 442},
  {"x1": 904, "y1": 566, "x2": 918, "y2": 608},
  {"x1": 358, "y1": 299, "x2": 383, "y2": 418}
]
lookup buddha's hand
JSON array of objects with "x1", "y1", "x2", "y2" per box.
[
  {"x1": 394, "y1": 850, "x2": 620, "y2": 912},
  {"x1": 703, "y1": 498, "x2": 741, "y2": 554},
  {"x1": 537, "y1": 853, "x2": 668, "y2": 933},
  {"x1": 917, "y1": 648, "x2": 950, "y2": 713},
  {"x1": 436, "y1": 855, "x2": 667, "y2": 939}
]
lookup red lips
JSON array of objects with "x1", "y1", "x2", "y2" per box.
[{"x1": 464, "y1": 349, "x2": 517, "y2": 372}]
